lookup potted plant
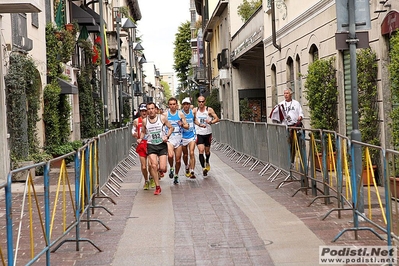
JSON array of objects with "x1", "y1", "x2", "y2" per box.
[
  {"x1": 304, "y1": 57, "x2": 338, "y2": 170},
  {"x1": 239, "y1": 97, "x2": 253, "y2": 121},
  {"x1": 48, "y1": 140, "x2": 83, "y2": 168},
  {"x1": 65, "y1": 23, "x2": 74, "y2": 32}
]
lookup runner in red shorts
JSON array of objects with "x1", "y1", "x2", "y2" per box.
[{"x1": 132, "y1": 103, "x2": 155, "y2": 190}]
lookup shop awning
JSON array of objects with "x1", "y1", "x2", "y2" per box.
[
  {"x1": 71, "y1": 2, "x2": 96, "y2": 26},
  {"x1": 381, "y1": 11, "x2": 399, "y2": 35},
  {"x1": 58, "y1": 78, "x2": 78, "y2": 94},
  {"x1": 81, "y1": 5, "x2": 106, "y2": 32}
]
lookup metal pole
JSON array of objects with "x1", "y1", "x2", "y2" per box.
[
  {"x1": 99, "y1": 0, "x2": 108, "y2": 131},
  {"x1": 140, "y1": 64, "x2": 145, "y2": 102},
  {"x1": 0, "y1": 17, "x2": 10, "y2": 179},
  {"x1": 128, "y1": 30, "x2": 134, "y2": 120},
  {"x1": 116, "y1": 13, "x2": 123, "y2": 127},
  {"x1": 348, "y1": 0, "x2": 363, "y2": 214}
]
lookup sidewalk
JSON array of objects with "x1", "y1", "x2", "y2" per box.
[
  {"x1": 113, "y1": 150, "x2": 325, "y2": 265},
  {"x1": 62, "y1": 147, "x2": 386, "y2": 266}
]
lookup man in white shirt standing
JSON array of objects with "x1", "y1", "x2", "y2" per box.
[
  {"x1": 279, "y1": 88, "x2": 304, "y2": 126},
  {"x1": 279, "y1": 88, "x2": 304, "y2": 164}
]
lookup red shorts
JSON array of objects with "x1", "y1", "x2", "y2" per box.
[{"x1": 136, "y1": 140, "x2": 147, "y2": 157}]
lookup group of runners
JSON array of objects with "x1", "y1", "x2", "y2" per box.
[{"x1": 132, "y1": 96, "x2": 220, "y2": 195}]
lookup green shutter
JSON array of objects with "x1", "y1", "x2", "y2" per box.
[{"x1": 344, "y1": 50, "x2": 352, "y2": 136}]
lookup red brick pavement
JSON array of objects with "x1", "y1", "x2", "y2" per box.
[{"x1": 0, "y1": 147, "x2": 394, "y2": 265}]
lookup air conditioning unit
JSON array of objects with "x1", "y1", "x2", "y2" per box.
[
  {"x1": 219, "y1": 69, "x2": 229, "y2": 80},
  {"x1": 221, "y1": 48, "x2": 229, "y2": 68},
  {"x1": 15, "y1": 36, "x2": 33, "y2": 51},
  {"x1": 113, "y1": 59, "x2": 127, "y2": 80},
  {"x1": 217, "y1": 53, "x2": 222, "y2": 70}
]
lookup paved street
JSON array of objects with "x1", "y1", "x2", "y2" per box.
[{"x1": 43, "y1": 146, "x2": 387, "y2": 265}]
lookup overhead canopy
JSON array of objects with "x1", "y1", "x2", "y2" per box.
[
  {"x1": 126, "y1": 0, "x2": 142, "y2": 21},
  {"x1": 0, "y1": 1, "x2": 41, "y2": 13},
  {"x1": 71, "y1": 2, "x2": 96, "y2": 26},
  {"x1": 58, "y1": 78, "x2": 78, "y2": 94},
  {"x1": 81, "y1": 5, "x2": 106, "y2": 32},
  {"x1": 381, "y1": 11, "x2": 399, "y2": 36}
]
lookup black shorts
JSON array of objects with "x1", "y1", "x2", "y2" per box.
[
  {"x1": 196, "y1": 134, "x2": 212, "y2": 147},
  {"x1": 147, "y1": 142, "x2": 168, "y2": 156}
]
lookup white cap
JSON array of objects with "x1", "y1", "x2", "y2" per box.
[
  {"x1": 182, "y1": 97, "x2": 191, "y2": 104},
  {"x1": 139, "y1": 103, "x2": 147, "y2": 110}
]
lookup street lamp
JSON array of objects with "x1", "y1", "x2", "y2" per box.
[
  {"x1": 122, "y1": 18, "x2": 137, "y2": 120},
  {"x1": 114, "y1": 9, "x2": 124, "y2": 127},
  {"x1": 133, "y1": 44, "x2": 144, "y2": 107}
]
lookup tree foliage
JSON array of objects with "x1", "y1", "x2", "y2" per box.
[
  {"x1": 206, "y1": 89, "x2": 221, "y2": 118},
  {"x1": 389, "y1": 33, "x2": 399, "y2": 149},
  {"x1": 173, "y1": 21, "x2": 191, "y2": 85},
  {"x1": 357, "y1": 49, "x2": 379, "y2": 146},
  {"x1": 237, "y1": 0, "x2": 262, "y2": 22},
  {"x1": 5, "y1": 53, "x2": 39, "y2": 161},
  {"x1": 304, "y1": 57, "x2": 338, "y2": 131},
  {"x1": 160, "y1": 80, "x2": 172, "y2": 103},
  {"x1": 239, "y1": 98, "x2": 252, "y2": 121}
]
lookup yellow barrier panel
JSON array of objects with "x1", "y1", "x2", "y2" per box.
[
  {"x1": 292, "y1": 131, "x2": 305, "y2": 170},
  {"x1": 95, "y1": 140, "x2": 99, "y2": 192},
  {"x1": 26, "y1": 172, "x2": 47, "y2": 260},
  {"x1": 80, "y1": 149, "x2": 86, "y2": 213},
  {"x1": 28, "y1": 176, "x2": 34, "y2": 259},
  {"x1": 310, "y1": 133, "x2": 322, "y2": 180},
  {"x1": 327, "y1": 134, "x2": 337, "y2": 187},
  {"x1": 364, "y1": 147, "x2": 387, "y2": 224},
  {"x1": 50, "y1": 159, "x2": 76, "y2": 238},
  {"x1": 0, "y1": 245, "x2": 5, "y2": 266},
  {"x1": 342, "y1": 140, "x2": 352, "y2": 199},
  {"x1": 89, "y1": 143, "x2": 93, "y2": 196}
]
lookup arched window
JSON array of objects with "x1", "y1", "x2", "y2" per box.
[
  {"x1": 309, "y1": 44, "x2": 319, "y2": 63},
  {"x1": 271, "y1": 64, "x2": 277, "y2": 106},
  {"x1": 295, "y1": 54, "x2": 302, "y2": 103},
  {"x1": 286, "y1": 57, "x2": 294, "y2": 92}
]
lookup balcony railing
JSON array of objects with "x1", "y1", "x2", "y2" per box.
[{"x1": 194, "y1": 66, "x2": 207, "y2": 81}]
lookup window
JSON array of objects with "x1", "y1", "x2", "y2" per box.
[
  {"x1": 309, "y1": 44, "x2": 319, "y2": 63},
  {"x1": 271, "y1": 64, "x2": 277, "y2": 106},
  {"x1": 295, "y1": 54, "x2": 302, "y2": 102},
  {"x1": 11, "y1": 13, "x2": 28, "y2": 48},
  {"x1": 286, "y1": 56, "x2": 294, "y2": 92},
  {"x1": 31, "y1": 13, "x2": 39, "y2": 28}
]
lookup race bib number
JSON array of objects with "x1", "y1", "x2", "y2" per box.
[{"x1": 150, "y1": 131, "x2": 162, "y2": 144}]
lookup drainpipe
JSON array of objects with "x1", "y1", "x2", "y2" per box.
[{"x1": 271, "y1": 0, "x2": 281, "y2": 51}]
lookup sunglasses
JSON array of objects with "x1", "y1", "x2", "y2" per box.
[{"x1": 198, "y1": 101, "x2": 205, "y2": 103}]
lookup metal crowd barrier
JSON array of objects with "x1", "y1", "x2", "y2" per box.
[
  {"x1": 0, "y1": 125, "x2": 135, "y2": 265},
  {"x1": 212, "y1": 119, "x2": 399, "y2": 247}
]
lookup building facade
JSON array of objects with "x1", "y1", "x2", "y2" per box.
[{"x1": 194, "y1": 0, "x2": 399, "y2": 148}]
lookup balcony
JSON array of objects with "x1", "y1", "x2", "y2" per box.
[
  {"x1": 194, "y1": 66, "x2": 207, "y2": 82},
  {"x1": 0, "y1": 0, "x2": 41, "y2": 13}
]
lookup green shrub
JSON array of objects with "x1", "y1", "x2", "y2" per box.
[{"x1": 304, "y1": 57, "x2": 338, "y2": 131}]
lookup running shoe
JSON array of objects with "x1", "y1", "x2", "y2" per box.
[
  {"x1": 203, "y1": 168, "x2": 208, "y2": 176},
  {"x1": 173, "y1": 176, "x2": 179, "y2": 184},
  {"x1": 190, "y1": 171, "x2": 196, "y2": 179},
  {"x1": 150, "y1": 178, "x2": 156, "y2": 188},
  {"x1": 205, "y1": 163, "x2": 211, "y2": 171},
  {"x1": 185, "y1": 168, "x2": 190, "y2": 177},
  {"x1": 154, "y1": 186, "x2": 162, "y2": 195},
  {"x1": 143, "y1": 181, "x2": 149, "y2": 190},
  {"x1": 169, "y1": 168, "x2": 174, "y2": 179},
  {"x1": 159, "y1": 171, "x2": 164, "y2": 178}
]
